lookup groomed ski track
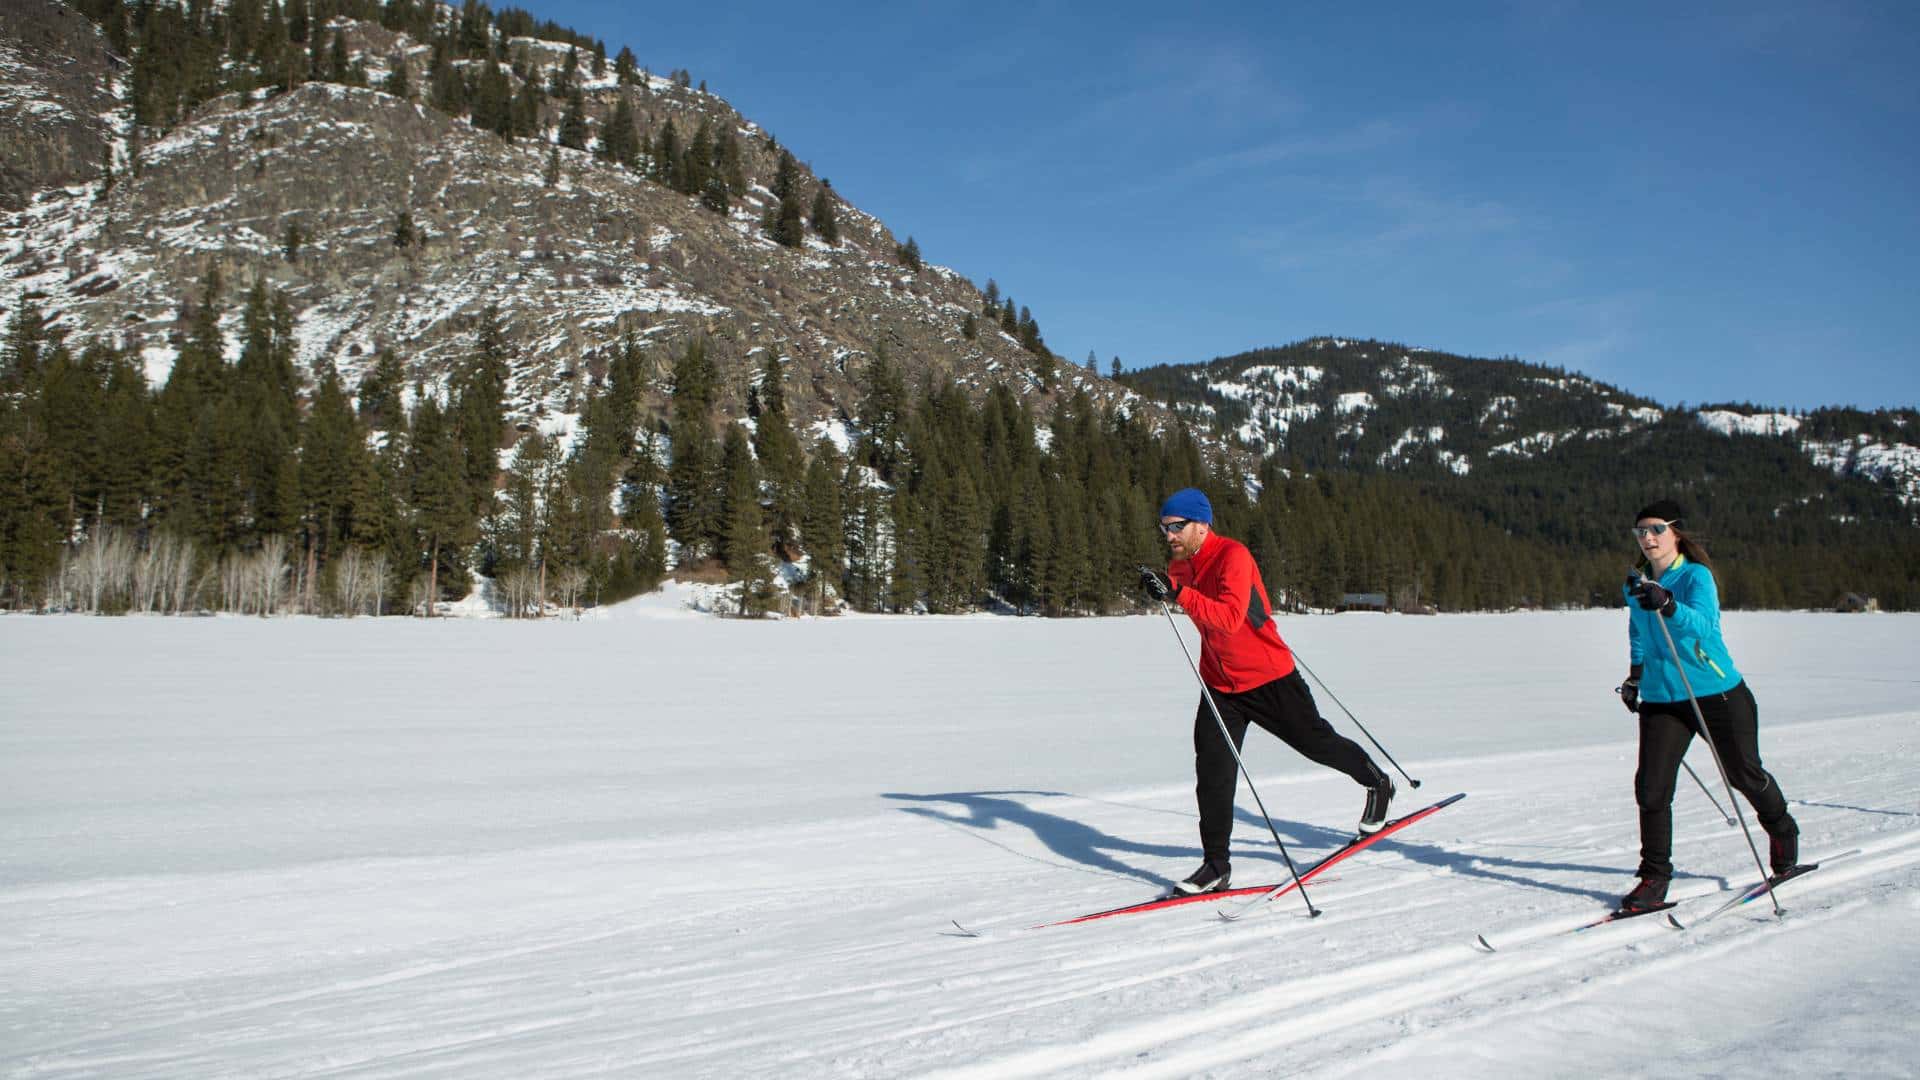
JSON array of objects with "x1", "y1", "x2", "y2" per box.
[{"x1": 3, "y1": 611, "x2": 1917, "y2": 1078}]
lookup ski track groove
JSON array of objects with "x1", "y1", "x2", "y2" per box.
[{"x1": 911, "y1": 833, "x2": 1920, "y2": 1079}]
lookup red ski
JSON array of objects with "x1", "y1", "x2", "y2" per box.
[
  {"x1": 1215, "y1": 792, "x2": 1466, "y2": 921},
  {"x1": 948, "y1": 792, "x2": 1464, "y2": 936}
]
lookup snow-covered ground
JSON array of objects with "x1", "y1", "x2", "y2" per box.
[{"x1": 2, "y1": 609, "x2": 1917, "y2": 1078}]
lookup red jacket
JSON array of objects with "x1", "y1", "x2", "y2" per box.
[{"x1": 1168, "y1": 530, "x2": 1296, "y2": 693}]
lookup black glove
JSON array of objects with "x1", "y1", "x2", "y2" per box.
[
  {"x1": 1137, "y1": 565, "x2": 1176, "y2": 602},
  {"x1": 1617, "y1": 664, "x2": 1644, "y2": 713},
  {"x1": 1627, "y1": 575, "x2": 1676, "y2": 617}
]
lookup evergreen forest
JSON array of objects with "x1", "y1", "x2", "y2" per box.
[{"x1": 3, "y1": 282, "x2": 1714, "y2": 617}]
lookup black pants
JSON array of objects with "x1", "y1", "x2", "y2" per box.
[
  {"x1": 1635, "y1": 681, "x2": 1794, "y2": 879},
  {"x1": 1194, "y1": 671, "x2": 1383, "y2": 865}
]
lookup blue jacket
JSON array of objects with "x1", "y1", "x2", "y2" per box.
[{"x1": 1626, "y1": 556, "x2": 1743, "y2": 703}]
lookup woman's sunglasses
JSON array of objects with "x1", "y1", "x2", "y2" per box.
[{"x1": 1629, "y1": 522, "x2": 1676, "y2": 538}]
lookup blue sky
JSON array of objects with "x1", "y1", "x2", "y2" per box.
[{"x1": 546, "y1": 2, "x2": 1917, "y2": 411}]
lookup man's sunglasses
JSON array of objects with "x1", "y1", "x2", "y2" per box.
[
  {"x1": 1629, "y1": 522, "x2": 1677, "y2": 538},
  {"x1": 1159, "y1": 519, "x2": 1196, "y2": 536}
]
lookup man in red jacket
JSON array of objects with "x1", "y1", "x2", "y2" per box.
[{"x1": 1140, "y1": 487, "x2": 1394, "y2": 895}]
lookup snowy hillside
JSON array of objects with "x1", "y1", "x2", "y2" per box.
[
  {"x1": 0, "y1": 4, "x2": 1137, "y2": 437},
  {"x1": 4, "y1": 610, "x2": 1917, "y2": 1077},
  {"x1": 1128, "y1": 338, "x2": 1920, "y2": 508}
]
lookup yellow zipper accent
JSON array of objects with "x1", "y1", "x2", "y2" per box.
[{"x1": 1695, "y1": 643, "x2": 1728, "y2": 680}]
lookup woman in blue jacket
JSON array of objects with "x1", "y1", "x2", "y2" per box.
[{"x1": 1617, "y1": 499, "x2": 1799, "y2": 912}]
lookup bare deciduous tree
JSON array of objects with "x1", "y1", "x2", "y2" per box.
[
  {"x1": 252, "y1": 535, "x2": 291, "y2": 615},
  {"x1": 332, "y1": 547, "x2": 377, "y2": 616},
  {"x1": 367, "y1": 552, "x2": 390, "y2": 616},
  {"x1": 171, "y1": 542, "x2": 202, "y2": 613},
  {"x1": 218, "y1": 554, "x2": 247, "y2": 613},
  {"x1": 133, "y1": 530, "x2": 198, "y2": 611},
  {"x1": 553, "y1": 565, "x2": 590, "y2": 617},
  {"x1": 408, "y1": 574, "x2": 435, "y2": 618},
  {"x1": 65, "y1": 528, "x2": 137, "y2": 613},
  {"x1": 500, "y1": 566, "x2": 538, "y2": 618}
]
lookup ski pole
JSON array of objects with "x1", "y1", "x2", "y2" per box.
[
  {"x1": 1632, "y1": 572, "x2": 1781, "y2": 915},
  {"x1": 1290, "y1": 652, "x2": 1421, "y2": 790},
  {"x1": 1617, "y1": 678, "x2": 1734, "y2": 825},
  {"x1": 1155, "y1": 597, "x2": 1320, "y2": 918},
  {"x1": 1680, "y1": 758, "x2": 1736, "y2": 827}
]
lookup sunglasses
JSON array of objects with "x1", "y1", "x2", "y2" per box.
[
  {"x1": 1629, "y1": 522, "x2": 1676, "y2": 538},
  {"x1": 1159, "y1": 519, "x2": 1196, "y2": 536}
]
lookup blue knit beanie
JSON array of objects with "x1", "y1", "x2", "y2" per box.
[{"x1": 1159, "y1": 487, "x2": 1213, "y2": 524}]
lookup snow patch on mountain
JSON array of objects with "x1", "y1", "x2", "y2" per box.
[
  {"x1": 1490, "y1": 429, "x2": 1579, "y2": 458},
  {"x1": 1608, "y1": 401, "x2": 1665, "y2": 424},
  {"x1": 1381, "y1": 426, "x2": 1471, "y2": 474},
  {"x1": 1805, "y1": 436, "x2": 1920, "y2": 504},
  {"x1": 1380, "y1": 355, "x2": 1450, "y2": 398},
  {"x1": 1699, "y1": 409, "x2": 1801, "y2": 437}
]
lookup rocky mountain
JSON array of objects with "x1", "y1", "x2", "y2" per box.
[{"x1": 2, "y1": 0, "x2": 1129, "y2": 448}]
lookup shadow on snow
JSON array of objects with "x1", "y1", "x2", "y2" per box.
[{"x1": 881, "y1": 789, "x2": 1704, "y2": 903}]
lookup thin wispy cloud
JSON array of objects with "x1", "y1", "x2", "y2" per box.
[{"x1": 1170, "y1": 120, "x2": 1408, "y2": 186}]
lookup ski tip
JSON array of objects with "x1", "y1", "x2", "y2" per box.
[
  {"x1": 945, "y1": 919, "x2": 983, "y2": 938},
  {"x1": 1473, "y1": 933, "x2": 1495, "y2": 952},
  {"x1": 1665, "y1": 913, "x2": 1685, "y2": 930}
]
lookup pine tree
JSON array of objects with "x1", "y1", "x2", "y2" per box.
[
  {"x1": 857, "y1": 345, "x2": 906, "y2": 483},
  {"x1": 650, "y1": 118, "x2": 679, "y2": 186},
  {"x1": 499, "y1": 428, "x2": 556, "y2": 573},
  {"x1": 716, "y1": 130, "x2": 747, "y2": 196},
  {"x1": 557, "y1": 86, "x2": 588, "y2": 150},
  {"x1": 681, "y1": 119, "x2": 713, "y2": 197},
  {"x1": 473, "y1": 59, "x2": 514, "y2": 139},
  {"x1": 150, "y1": 268, "x2": 230, "y2": 543},
  {"x1": 298, "y1": 363, "x2": 369, "y2": 589},
  {"x1": 0, "y1": 404, "x2": 68, "y2": 607},
  {"x1": 764, "y1": 150, "x2": 805, "y2": 247},
  {"x1": 665, "y1": 339, "x2": 721, "y2": 559},
  {"x1": 799, "y1": 438, "x2": 845, "y2": 611},
  {"x1": 381, "y1": 51, "x2": 410, "y2": 98},
  {"x1": 600, "y1": 92, "x2": 638, "y2": 168},
  {"x1": 428, "y1": 38, "x2": 465, "y2": 115},
  {"x1": 512, "y1": 75, "x2": 542, "y2": 139},
  {"x1": 406, "y1": 392, "x2": 474, "y2": 613},
  {"x1": 34, "y1": 340, "x2": 106, "y2": 541},
  {"x1": 451, "y1": 305, "x2": 510, "y2": 521},
  {"x1": 810, "y1": 185, "x2": 839, "y2": 244},
  {"x1": 2, "y1": 299, "x2": 50, "y2": 388},
  {"x1": 896, "y1": 235, "x2": 922, "y2": 272},
  {"x1": 718, "y1": 424, "x2": 764, "y2": 577},
  {"x1": 327, "y1": 28, "x2": 350, "y2": 83},
  {"x1": 701, "y1": 174, "x2": 730, "y2": 215},
  {"x1": 96, "y1": 345, "x2": 153, "y2": 530},
  {"x1": 392, "y1": 207, "x2": 418, "y2": 249},
  {"x1": 751, "y1": 353, "x2": 805, "y2": 555},
  {"x1": 231, "y1": 282, "x2": 302, "y2": 542},
  {"x1": 356, "y1": 346, "x2": 405, "y2": 428}
]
